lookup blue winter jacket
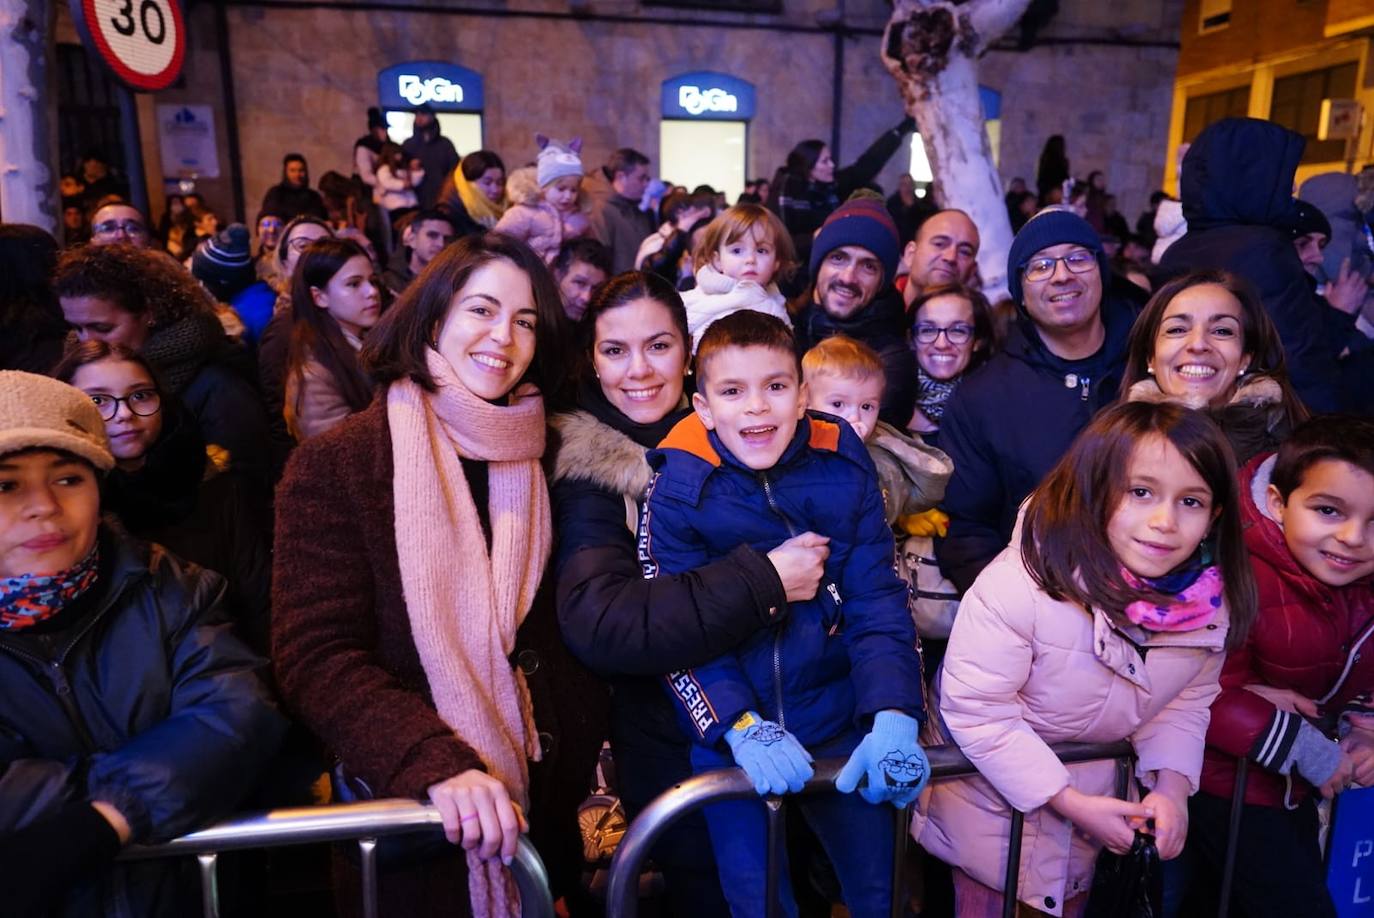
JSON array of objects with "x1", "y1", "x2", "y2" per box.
[{"x1": 640, "y1": 411, "x2": 924, "y2": 749}]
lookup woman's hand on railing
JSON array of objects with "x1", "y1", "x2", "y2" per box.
[
  {"x1": 1048, "y1": 786, "x2": 1152, "y2": 856},
  {"x1": 1141, "y1": 769, "x2": 1190, "y2": 860},
  {"x1": 426, "y1": 770, "x2": 529, "y2": 865}
]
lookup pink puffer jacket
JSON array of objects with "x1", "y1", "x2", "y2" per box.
[{"x1": 913, "y1": 544, "x2": 1229, "y2": 916}]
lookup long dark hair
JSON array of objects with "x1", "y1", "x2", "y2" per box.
[
  {"x1": 578, "y1": 271, "x2": 689, "y2": 384},
  {"x1": 0, "y1": 224, "x2": 61, "y2": 328},
  {"x1": 1120, "y1": 269, "x2": 1308, "y2": 429},
  {"x1": 287, "y1": 238, "x2": 376, "y2": 417},
  {"x1": 363, "y1": 232, "x2": 571, "y2": 407},
  {"x1": 769, "y1": 139, "x2": 828, "y2": 202},
  {"x1": 1020, "y1": 401, "x2": 1257, "y2": 648}
]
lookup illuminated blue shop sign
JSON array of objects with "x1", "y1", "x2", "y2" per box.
[
  {"x1": 662, "y1": 71, "x2": 756, "y2": 121},
  {"x1": 378, "y1": 61, "x2": 484, "y2": 113}
]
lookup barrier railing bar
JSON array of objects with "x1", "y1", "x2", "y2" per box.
[
  {"x1": 121, "y1": 799, "x2": 555, "y2": 918},
  {"x1": 359, "y1": 837, "x2": 379, "y2": 918},
  {"x1": 765, "y1": 797, "x2": 784, "y2": 918},
  {"x1": 890, "y1": 805, "x2": 911, "y2": 918},
  {"x1": 1001, "y1": 809, "x2": 1026, "y2": 918},
  {"x1": 1217, "y1": 756, "x2": 1248, "y2": 918},
  {"x1": 196, "y1": 852, "x2": 220, "y2": 918},
  {"x1": 605, "y1": 741, "x2": 1133, "y2": 918}
]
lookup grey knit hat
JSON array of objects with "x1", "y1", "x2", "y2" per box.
[{"x1": 0, "y1": 371, "x2": 114, "y2": 470}]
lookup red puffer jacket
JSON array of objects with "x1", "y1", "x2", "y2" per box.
[{"x1": 1199, "y1": 455, "x2": 1374, "y2": 807}]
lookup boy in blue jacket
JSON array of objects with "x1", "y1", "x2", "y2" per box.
[{"x1": 638, "y1": 310, "x2": 928, "y2": 918}]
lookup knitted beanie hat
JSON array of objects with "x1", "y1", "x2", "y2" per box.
[
  {"x1": 1005, "y1": 208, "x2": 1108, "y2": 306},
  {"x1": 0, "y1": 372, "x2": 114, "y2": 471},
  {"x1": 1290, "y1": 199, "x2": 1332, "y2": 240},
  {"x1": 535, "y1": 134, "x2": 584, "y2": 188},
  {"x1": 808, "y1": 199, "x2": 902, "y2": 287},
  {"x1": 191, "y1": 223, "x2": 256, "y2": 301}
]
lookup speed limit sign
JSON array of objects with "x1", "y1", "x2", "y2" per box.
[{"x1": 69, "y1": 0, "x2": 186, "y2": 92}]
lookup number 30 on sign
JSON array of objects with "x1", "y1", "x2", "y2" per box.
[{"x1": 69, "y1": 0, "x2": 186, "y2": 92}]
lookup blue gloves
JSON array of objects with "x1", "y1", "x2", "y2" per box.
[
  {"x1": 724, "y1": 711, "x2": 815, "y2": 795},
  {"x1": 836, "y1": 710, "x2": 929, "y2": 807}
]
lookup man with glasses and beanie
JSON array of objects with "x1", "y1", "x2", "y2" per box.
[
  {"x1": 88, "y1": 199, "x2": 151, "y2": 249},
  {"x1": 935, "y1": 208, "x2": 1138, "y2": 591}
]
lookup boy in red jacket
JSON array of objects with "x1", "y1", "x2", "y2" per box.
[{"x1": 1180, "y1": 416, "x2": 1374, "y2": 917}]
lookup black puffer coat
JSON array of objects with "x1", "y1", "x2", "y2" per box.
[
  {"x1": 0, "y1": 527, "x2": 286, "y2": 917},
  {"x1": 550, "y1": 386, "x2": 786, "y2": 915}
]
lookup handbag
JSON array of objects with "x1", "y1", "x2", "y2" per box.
[{"x1": 1084, "y1": 830, "x2": 1163, "y2": 918}]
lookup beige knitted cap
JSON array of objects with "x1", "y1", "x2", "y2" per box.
[{"x1": 0, "y1": 371, "x2": 114, "y2": 471}]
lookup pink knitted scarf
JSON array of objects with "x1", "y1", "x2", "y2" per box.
[{"x1": 387, "y1": 347, "x2": 551, "y2": 917}]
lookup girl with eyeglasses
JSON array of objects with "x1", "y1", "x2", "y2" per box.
[
  {"x1": 908, "y1": 283, "x2": 999, "y2": 448},
  {"x1": 55, "y1": 341, "x2": 271, "y2": 652}
]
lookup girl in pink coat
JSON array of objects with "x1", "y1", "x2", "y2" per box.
[
  {"x1": 915, "y1": 402, "x2": 1258, "y2": 916},
  {"x1": 494, "y1": 135, "x2": 592, "y2": 264}
]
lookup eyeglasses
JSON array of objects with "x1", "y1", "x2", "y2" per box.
[
  {"x1": 92, "y1": 219, "x2": 148, "y2": 238},
  {"x1": 89, "y1": 389, "x2": 161, "y2": 421},
  {"x1": 913, "y1": 322, "x2": 974, "y2": 346},
  {"x1": 1022, "y1": 249, "x2": 1097, "y2": 283},
  {"x1": 288, "y1": 236, "x2": 321, "y2": 253}
]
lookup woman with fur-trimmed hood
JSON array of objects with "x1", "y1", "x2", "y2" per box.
[
  {"x1": 550, "y1": 271, "x2": 827, "y2": 917},
  {"x1": 1120, "y1": 269, "x2": 1307, "y2": 465}
]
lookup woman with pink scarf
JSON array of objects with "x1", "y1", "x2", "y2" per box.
[{"x1": 271, "y1": 233, "x2": 604, "y2": 917}]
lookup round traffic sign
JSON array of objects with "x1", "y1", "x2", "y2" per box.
[{"x1": 71, "y1": 0, "x2": 186, "y2": 92}]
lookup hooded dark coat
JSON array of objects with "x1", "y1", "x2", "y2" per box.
[
  {"x1": 258, "y1": 162, "x2": 327, "y2": 223},
  {"x1": 935, "y1": 291, "x2": 1137, "y2": 592},
  {"x1": 1159, "y1": 118, "x2": 1347, "y2": 412}
]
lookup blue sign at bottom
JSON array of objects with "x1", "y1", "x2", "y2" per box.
[{"x1": 1329, "y1": 786, "x2": 1374, "y2": 915}]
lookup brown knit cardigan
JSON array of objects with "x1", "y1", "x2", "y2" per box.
[{"x1": 272, "y1": 397, "x2": 606, "y2": 903}]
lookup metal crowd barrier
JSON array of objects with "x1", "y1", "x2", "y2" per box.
[
  {"x1": 607, "y1": 742, "x2": 1255, "y2": 918},
  {"x1": 607, "y1": 740, "x2": 1133, "y2": 918},
  {"x1": 120, "y1": 798, "x2": 556, "y2": 918}
]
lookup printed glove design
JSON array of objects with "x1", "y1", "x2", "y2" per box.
[
  {"x1": 835, "y1": 710, "x2": 929, "y2": 807},
  {"x1": 724, "y1": 711, "x2": 815, "y2": 796}
]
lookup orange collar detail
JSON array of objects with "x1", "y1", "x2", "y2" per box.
[
  {"x1": 808, "y1": 417, "x2": 841, "y2": 453},
  {"x1": 658, "y1": 413, "x2": 721, "y2": 467}
]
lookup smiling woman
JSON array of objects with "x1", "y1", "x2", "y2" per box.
[
  {"x1": 271, "y1": 233, "x2": 604, "y2": 917},
  {"x1": 1121, "y1": 269, "x2": 1308, "y2": 464}
]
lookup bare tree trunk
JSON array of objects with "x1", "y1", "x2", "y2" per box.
[
  {"x1": 883, "y1": 0, "x2": 1030, "y2": 301},
  {"x1": 0, "y1": 0, "x2": 58, "y2": 233}
]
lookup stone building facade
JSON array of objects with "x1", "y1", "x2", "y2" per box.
[{"x1": 62, "y1": 0, "x2": 1182, "y2": 234}]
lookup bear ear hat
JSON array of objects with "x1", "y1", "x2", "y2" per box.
[
  {"x1": 534, "y1": 132, "x2": 551, "y2": 150},
  {"x1": 569, "y1": 137, "x2": 583, "y2": 154}
]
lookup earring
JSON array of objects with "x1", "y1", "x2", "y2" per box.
[{"x1": 1146, "y1": 365, "x2": 1155, "y2": 375}]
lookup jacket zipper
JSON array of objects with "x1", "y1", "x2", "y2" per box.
[
  {"x1": 1079, "y1": 375, "x2": 1091, "y2": 401},
  {"x1": 760, "y1": 472, "x2": 796, "y2": 729},
  {"x1": 0, "y1": 610, "x2": 109, "y2": 754}
]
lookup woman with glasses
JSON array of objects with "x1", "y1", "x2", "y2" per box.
[
  {"x1": 52, "y1": 244, "x2": 271, "y2": 491},
  {"x1": 55, "y1": 342, "x2": 271, "y2": 652},
  {"x1": 908, "y1": 283, "x2": 999, "y2": 449}
]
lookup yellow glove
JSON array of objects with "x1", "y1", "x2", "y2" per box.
[{"x1": 899, "y1": 508, "x2": 949, "y2": 538}]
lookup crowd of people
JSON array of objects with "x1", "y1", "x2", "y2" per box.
[{"x1": 1, "y1": 106, "x2": 1372, "y2": 918}]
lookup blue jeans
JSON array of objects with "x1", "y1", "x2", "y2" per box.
[{"x1": 690, "y1": 731, "x2": 896, "y2": 918}]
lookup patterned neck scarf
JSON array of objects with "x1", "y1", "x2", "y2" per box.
[
  {"x1": 0, "y1": 545, "x2": 100, "y2": 631},
  {"x1": 915, "y1": 367, "x2": 961, "y2": 424},
  {"x1": 1121, "y1": 551, "x2": 1223, "y2": 633}
]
